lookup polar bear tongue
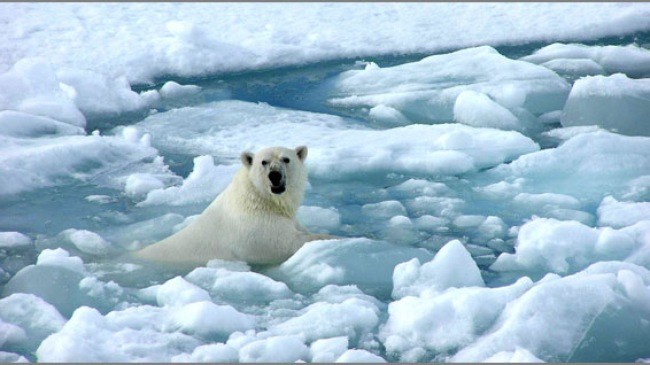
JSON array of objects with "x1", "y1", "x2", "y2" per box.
[{"x1": 271, "y1": 185, "x2": 286, "y2": 194}]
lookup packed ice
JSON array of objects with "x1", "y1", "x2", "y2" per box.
[{"x1": 1, "y1": 3, "x2": 650, "y2": 363}]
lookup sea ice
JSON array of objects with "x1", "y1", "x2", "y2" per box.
[
  {"x1": 0, "y1": 58, "x2": 85, "y2": 127},
  {"x1": 266, "y1": 238, "x2": 433, "y2": 296},
  {"x1": 522, "y1": 43, "x2": 650, "y2": 78},
  {"x1": 159, "y1": 81, "x2": 202, "y2": 100},
  {"x1": 0, "y1": 232, "x2": 32, "y2": 249},
  {"x1": 598, "y1": 196, "x2": 650, "y2": 228},
  {"x1": 335, "y1": 349, "x2": 387, "y2": 363},
  {"x1": 561, "y1": 74, "x2": 650, "y2": 136},
  {"x1": 238, "y1": 335, "x2": 309, "y2": 363},
  {"x1": 392, "y1": 240, "x2": 484, "y2": 299},
  {"x1": 451, "y1": 263, "x2": 650, "y2": 362},
  {"x1": 133, "y1": 100, "x2": 540, "y2": 180},
  {"x1": 491, "y1": 217, "x2": 648, "y2": 275},
  {"x1": 328, "y1": 46, "x2": 570, "y2": 125}
]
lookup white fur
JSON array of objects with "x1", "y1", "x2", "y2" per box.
[{"x1": 133, "y1": 146, "x2": 331, "y2": 265}]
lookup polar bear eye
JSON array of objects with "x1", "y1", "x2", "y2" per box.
[
  {"x1": 261, "y1": 160, "x2": 269, "y2": 166},
  {"x1": 282, "y1": 157, "x2": 290, "y2": 164}
]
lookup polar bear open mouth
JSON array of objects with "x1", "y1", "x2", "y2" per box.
[
  {"x1": 271, "y1": 185, "x2": 286, "y2": 194},
  {"x1": 268, "y1": 170, "x2": 286, "y2": 194}
]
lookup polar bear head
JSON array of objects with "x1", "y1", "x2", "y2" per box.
[{"x1": 241, "y1": 146, "x2": 308, "y2": 202}]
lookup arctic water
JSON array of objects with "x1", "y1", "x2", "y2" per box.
[{"x1": 1, "y1": 32, "x2": 650, "y2": 363}]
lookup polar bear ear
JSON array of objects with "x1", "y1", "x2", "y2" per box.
[
  {"x1": 241, "y1": 151, "x2": 254, "y2": 169},
  {"x1": 295, "y1": 146, "x2": 308, "y2": 162}
]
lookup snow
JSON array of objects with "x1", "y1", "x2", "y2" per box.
[
  {"x1": 561, "y1": 74, "x2": 650, "y2": 136},
  {"x1": 1, "y1": 3, "x2": 650, "y2": 364}
]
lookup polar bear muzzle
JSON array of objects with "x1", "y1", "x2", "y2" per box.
[{"x1": 268, "y1": 170, "x2": 286, "y2": 194}]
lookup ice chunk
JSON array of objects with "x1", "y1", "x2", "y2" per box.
[
  {"x1": 133, "y1": 100, "x2": 539, "y2": 180},
  {"x1": 368, "y1": 105, "x2": 410, "y2": 126},
  {"x1": 36, "y1": 248, "x2": 86, "y2": 273},
  {"x1": 36, "y1": 306, "x2": 199, "y2": 362},
  {"x1": 392, "y1": 240, "x2": 484, "y2": 299},
  {"x1": 561, "y1": 74, "x2": 650, "y2": 136},
  {"x1": 335, "y1": 349, "x2": 386, "y2": 363},
  {"x1": 597, "y1": 196, "x2": 650, "y2": 228},
  {"x1": 2, "y1": 263, "x2": 120, "y2": 317},
  {"x1": 156, "y1": 276, "x2": 211, "y2": 307},
  {"x1": 540, "y1": 58, "x2": 605, "y2": 79},
  {"x1": 239, "y1": 335, "x2": 309, "y2": 363},
  {"x1": 101, "y1": 213, "x2": 185, "y2": 250},
  {"x1": 60, "y1": 229, "x2": 112, "y2": 256},
  {"x1": 0, "y1": 131, "x2": 159, "y2": 196},
  {"x1": 0, "y1": 320, "x2": 25, "y2": 349},
  {"x1": 0, "y1": 111, "x2": 84, "y2": 138},
  {"x1": 491, "y1": 218, "x2": 644, "y2": 275},
  {"x1": 362, "y1": 200, "x2": 407, "y2": 219},
  {"x1": 0, "y1": 293, "x2": 66, "y2": 352},
  {"x1": 124, "y1": 173, "x2": 165, "y2": 198},
  {"x1": 488, "y1": 129, "x2": 650, "y2": 202},
  {"x1": 0, "y1": 351, "x2": 28, "y2": 363},
  {"x1": 56, "y1": 68, "x2": 151, "y2": 117},
  {"x1": 266, "y1": 238, "x2": 433, "y2": 296},
  {"x1": 453, "y1": 90, "x2": 521, "y2": 131},
  {"x1": 159, "y1": 81, "x2": 201, "y2": 99},
  {"x1": 381, "y1": 277, "x2": 532, "y2": 360},
  {"x1": 329, "y1": 46, "x2": 570, "y2": 123},
  {"x1": 185, "y1": 265, "x2": 293, "y2": 305},
  {"x1": 170, "y1": 301, "x2": 254, "y2": 339},
  {"x1": 0, "y1": 58, "x2": 85, "y2": 127},
  {"x1": 513, "y1": 192, "x2": 580, "y2": 210},
  {"x1": 269, "y1": 297, "x2": 379, "y2": 343},
  {"x1": 483, "y1": 347, "x2": 544, "y2": 363},
  {"x1": 310, "y1": 336, "x2": 349, "y2": 363},
  {"x1": 451, "y1": 263, "x2": 650, "y2": 362},
  {"x1": 0, "y1": 232, "x2": 32, "y2": 249},
  {"x1": 140, "y1": 156, "x2": 238, "y2": 206},
  {"x1": 171, "y1": 343, "x2": 239, "y2": 363},
  {"x1": 297, "y1": 206, "x2": 341, "y2": 233},
  {"x1": 522, "y1": 43, "x2": 650, "y2": 78}
]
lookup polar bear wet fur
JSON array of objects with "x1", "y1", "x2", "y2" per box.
[{"x1": 133, "y1": 145, "x2": 332, "y2": 265}]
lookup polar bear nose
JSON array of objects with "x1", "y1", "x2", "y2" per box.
[{"x1": 268, "y1": 171, "x2": 283, "y2": 186}]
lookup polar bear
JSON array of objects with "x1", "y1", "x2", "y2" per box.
[{"x1": 133, "y1": 145, "x2": 333, "y2": 266}]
